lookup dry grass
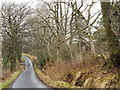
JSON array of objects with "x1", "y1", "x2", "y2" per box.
[
  {"x1": 35, "y1": 65, "x2": 81, "y2": 88},
  {"x1": 26, "y1": 53, "x2": 119, "y2": 88},
  {"x1": 42, "y1": 54, "x2": 105, "y2": 81}
]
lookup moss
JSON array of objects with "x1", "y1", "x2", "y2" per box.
[
  {"x1": 81, "y1": 72, "x2": 89, "y2": 82},
  {"x1": 85, "y1": 78, "x2": 94, "y2": 88},
  {"x1": 0, "y1": 83, "x2": 2, "y2": 89},
  {"x1": 54, "y1": 81, "x2": 73, "y2": 88},
  {"x1": 21, "y1": 57, "x2": 25, "y2": 62},
  {"x1": 76, "y1": 72, "x2": 89, "y2": 87},
  {"x1": 71, "y1": 70, "x2": 76, "y2": 74},
  {"x1": 117, "y1": 80, "x2": 120, "y2": 85},
  {"x1": 93, "y1": 72, "x2": 118, "y2": 88},
  {"x1": 103, "y1": 74, "x2": 117, "y2": 82},
  {"x1": 87, "y1": 81, "x2": 92, "y2": 87}
]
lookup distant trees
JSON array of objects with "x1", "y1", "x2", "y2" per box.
[
  {"x1": 21, "y1": 0, "x2": 102, "y2": 69},
  {"x1": 1, "y1": 2, "x2": 31, "y2": 72}
]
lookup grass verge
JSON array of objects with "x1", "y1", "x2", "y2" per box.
[
  {"x1": 1, "y1": 57, "x2": 25, "y2": 89},
  {"x1": 34, "y1": 65, "x2": 80, "y2": 88},
  {"x1": 0, "y1": 69, "x2": 24, "y2": 89}
]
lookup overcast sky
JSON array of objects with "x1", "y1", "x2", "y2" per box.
[
  {"x1": 0, "y1": 0, "x2": 39, "y2": 8},
  {"x1": 0, "y1": 0, "x2": 101, "y2": 9}
]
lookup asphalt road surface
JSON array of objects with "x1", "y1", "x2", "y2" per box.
[{"x1": 12, "y1": 56, "x2": 48, "y2": 88}]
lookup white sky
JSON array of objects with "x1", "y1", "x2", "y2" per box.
[
  {"x1": 0, "y1": 0, "x2": 39, "y2": 8},
  {"x1": 0, "y1": 0, "x2": 101, "y2": 9}
]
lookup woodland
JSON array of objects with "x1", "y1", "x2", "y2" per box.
[{"x1": 0, "y1": 0, "x2": 120, "y2": 88}]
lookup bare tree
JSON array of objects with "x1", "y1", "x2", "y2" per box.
[{"x1": 1, "y1": 2, "x2": 31, "y2": 72}]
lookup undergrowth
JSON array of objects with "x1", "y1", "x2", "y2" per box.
[{"x1": 25, "y1": 53, "x2": 119, "y2": 88}]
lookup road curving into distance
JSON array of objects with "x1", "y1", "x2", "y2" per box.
[{"x1": 12, "y1": 56, "x2": 48, "y2": 88}]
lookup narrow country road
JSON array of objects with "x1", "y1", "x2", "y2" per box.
[{"x1": 12, "y1": 56, "x2": 47, "y2": 88}]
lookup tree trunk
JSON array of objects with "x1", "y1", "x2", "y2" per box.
[
  {"x1": 101, "y1": 2, "x2": 120, "y2": 67},
  {"x1": 69, "y1": 5, "x2": 74, "y2": 59},
  {"x1": 88, "y1": 25, "x2": 95, "y2": 55},
  {"x1": 10, "y1": 35, "x2": 14, "y2": 72},
  {"x1": 87, "y1": 3, "x2": 95, "y2": 56},
  {"x1": 17, "y1": 42, "x2": 22, "y2": 64},
  {"x1": 10, "y1": 26, "x2": 16, "y2": 72}
]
